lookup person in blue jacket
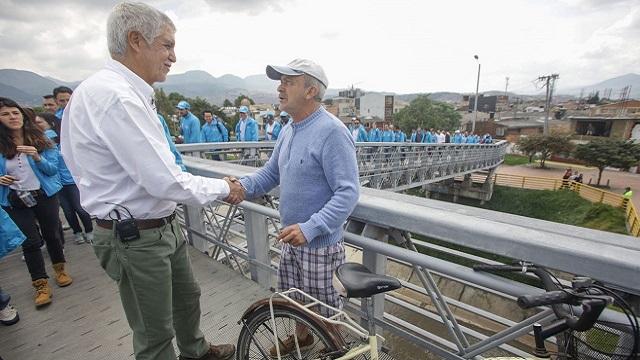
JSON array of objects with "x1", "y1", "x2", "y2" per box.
[
  {"x1": 264, "y1": 113, "x2": 282, "y2": 141},
  {"x1": 157, "y1": 113, "x2": 186, "y2": 171},
  {"x1": 176, "y1": 100, "x2": 201, "y2": 144},
  {"x1": 394, "y1": 127, "x2": 406, "y2": 142},
  {"x1": 235, "y1": 105, "x2": 258, "y2": 141},
  {"x1": 453, "y1": 130, "x2": 463, "y2": 144},
  {"x1": 0, "y1": 97, "x2": 71, "y2": 307},
  {"x1": 350, "y1": 118, "x2": 368, "y2": 142},
  {"x1": 381, "y1": 123, "x2": 394, "y2": 142},
  {"x1": 1, "y1": 207, "x2": 24, "y2": 325},
  {"x1": 200, "y1": 110, "x2": 228, "y2": 143},
  {"x1": 368, "y1": 122, "x2": 381, "y2": 142},
  {"x1": 35, "y1": 112, "x2": 93, "y2": 245}
]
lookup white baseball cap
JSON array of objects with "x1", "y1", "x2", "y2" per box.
[{"x1": 266, "y1": 58, "x2": 328, "y2": 88}]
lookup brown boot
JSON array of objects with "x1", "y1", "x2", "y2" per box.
[
  {"x1": 178, "y1": 344, "x2": 235, "y2": 360},
  {"x1": 52, "y1": 263, "x2": 73, "y2": 287},
  {"x1": 32, "y1": 279, "x2": 52, "y2": 307}
]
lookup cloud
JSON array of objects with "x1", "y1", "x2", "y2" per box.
[{"x1": 202, "y1": 0, "x2": 291, "y2": 15}]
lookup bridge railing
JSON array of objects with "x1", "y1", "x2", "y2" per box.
[
  {"x1": 181, "y1": 156, "x2": 640, "y2": 359},
  {"x1": 177, "y1": 141, "x2": 508, "y2": 191}
]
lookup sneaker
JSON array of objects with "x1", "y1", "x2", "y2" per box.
[
  {"x1": 85, "y1": 232, "x2": 94, "y2": 243},
  {"x1": 269, "y1": 333, "x2": 315, "y2": 358},
  {"x1": 0, "y1": 305, "x2": 19, "y2": 326},
  {"x1": 74, "y1": 233, "x2": 85, "y2": 244}
]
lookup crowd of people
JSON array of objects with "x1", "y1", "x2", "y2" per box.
[
  {"x1": 347, "y1": 119, "x2": 493, "y2": 144},
  {"x1": 0, "y1": 86, "x2": 85, "y2": 318}
]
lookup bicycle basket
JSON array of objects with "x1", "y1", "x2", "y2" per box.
[{"x1": 563, "y1": 320, "x2": 637, "y2": 360}]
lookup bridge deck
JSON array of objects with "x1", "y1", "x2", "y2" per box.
[{"x1": 0, "y1": 236, "x2": 269, "y2": 360}]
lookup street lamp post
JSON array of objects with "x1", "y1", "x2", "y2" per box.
[{"x1": 472, "y1": 55, "x2": 481, "y2": 134}]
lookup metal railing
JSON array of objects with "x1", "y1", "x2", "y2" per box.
[
  {"x1": 180, "y1": 156, "x2": 640, "y2": 359},
  {"x1": 177, "y1": 141, "x2": 508, "y2": 191}
]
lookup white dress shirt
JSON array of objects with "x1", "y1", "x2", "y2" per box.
[{"x1": 60, "y1": 59, "x2": 230, "y2": 219}]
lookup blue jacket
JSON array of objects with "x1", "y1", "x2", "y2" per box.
[
  {"x1": 270, "y1": 121, "x2": 283, "y2": 140},
  {"x1": 44, "y1": 129, "x2": 75, "y2": 185},
  {"x1": 395, "y1": 131, "x2": 406, "y2": 142},
  {"x1": 55, "y1": 107, "x2": 64, "y2": 120},
  {"x1": 368, "y1": 128, "x2": 381, "y2": 142},
  {"x1": 201, "y1": 120, "x2": 229, "y2": 142},
  {"x1": 158, "y1": 114, "x2": 186, "y2": 172},
  {"x1": 0, "y1": 147, "x2": 61, "y2": 207},
  {"x1": 354, "y1": 125, "x2": 368, "y2": 142},
  {"x1": 453, "y1": 133, "x2": 463, "y2": 144},
  {"x1": 180, "y1": 112, "x2": 202, "y2": 144},
  {"x1": 0, "y1": 208, "x2": 25, "y2": 258},
  {"x1": 235, "y1": 117, "x2": 259, "y2": 141},
  {"x1": 381, "y1": 130, "x2": 395, "y2": 142}
]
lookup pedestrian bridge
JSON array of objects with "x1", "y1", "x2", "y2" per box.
[
  {"x1": 1, "y1": 146, "x2": 638, "y2": 360},
  {"x1": 177, "y1": 141, "x2": 508, "y2": 191}
]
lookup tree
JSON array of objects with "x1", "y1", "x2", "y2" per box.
[
  {"x1": 516, "y1": 134, "x2": 573, "y2": 168},
  {"x1": 223, "y1": 99, "x2": 233, "y2": 107},
  {"x1": 233, "y1": 95, "x2": 254, "y2": 107},
  {"x1": 394, "y1": 94, "x2": 461, "y2": 134},
  {"x1": 586, "y1": 91, "x2": 600, "y2": 105},
  {"x1": 574, "y1": 139, "x2": 640, "y2": 186}
]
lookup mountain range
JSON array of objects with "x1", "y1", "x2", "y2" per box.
[{"x1": 1, "y1": 68, "x2": 638, "y2": 107}]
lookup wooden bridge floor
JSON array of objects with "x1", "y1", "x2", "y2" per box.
[{"x1": 0, "y1": 236, "x2": 269, "y2": 360}]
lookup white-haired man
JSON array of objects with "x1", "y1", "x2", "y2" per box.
[
  {"x1": 237, "y1": 59, "x2": 360, "y2": 356},
  {"x1": 60, "y1": 2, "x2": 241, "y2": 360}
]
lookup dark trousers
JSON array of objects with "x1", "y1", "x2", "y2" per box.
[
  {"x1": 58, "y1": 184, "x2": 93, "y2": 234},
  {"x1": 4, "y1": 193, "x2": 65, "y2": 281}
]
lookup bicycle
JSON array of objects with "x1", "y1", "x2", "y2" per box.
[
  {"x1": 236, "y1": 261, "x2": 639, "y2": 359},
  {"x1": 236, "y1": 261, "x2": 401, "y2": 359},
  {"x1": 474, "y1": 263, "x2": 639, "y2": 360}
]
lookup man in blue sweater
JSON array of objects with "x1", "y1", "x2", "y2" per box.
[{"x1": 238, "y1": 59, "x2": 359, "y2": 356}]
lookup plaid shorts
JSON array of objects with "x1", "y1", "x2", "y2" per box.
[{"x1": 278, "y1": 242, "x2": 345, "y2": 316}]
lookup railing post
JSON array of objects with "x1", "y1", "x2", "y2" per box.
[
  {"x1": 244, "y1": 205, "x2": 271, "y2": 289},
  {"x1": 183, "y1": 204, "x2": 211, "y2": 254},
  {"x1": 360, "y1": 224, "x2": 388, "y2": 344}
]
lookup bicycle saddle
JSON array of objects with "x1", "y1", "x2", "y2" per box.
[{"x1": 333, "y1": 263, "x2": 401, "y2": 298}]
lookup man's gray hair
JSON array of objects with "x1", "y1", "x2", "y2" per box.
[
  {"x1": 107, "y1": 2, "x2": 175, "y2": 57},
  {"x1": 303, "y1": 75, "x2": 326, "y2": 102}
]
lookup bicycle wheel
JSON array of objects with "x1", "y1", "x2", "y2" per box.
[{"x1": 237, "y1": 304, "x2": 341, "y2": 360}]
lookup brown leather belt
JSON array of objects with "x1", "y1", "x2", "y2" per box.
[{"x1": 96, "y1": 213, "x2": 176, "y2": 230}]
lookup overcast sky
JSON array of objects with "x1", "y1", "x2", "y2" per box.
[{"x1": 0, "y1": 0, "x2": 638, "y2": 94}]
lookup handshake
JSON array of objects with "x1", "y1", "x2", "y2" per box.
[{"x1": 223, "y1": 176, "x2": 245, "y2": 205}]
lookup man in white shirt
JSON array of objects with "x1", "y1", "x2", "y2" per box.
[{"x1": 60, "y1": 3, "x2": 241, "y2": 360}]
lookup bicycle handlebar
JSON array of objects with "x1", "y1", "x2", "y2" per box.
[
  {"x1": 517, "y1": 290, "x2": 574, "y2": 308},
  {"x1": 473, "y1": 263, "x2": 611, "y2": 334}
]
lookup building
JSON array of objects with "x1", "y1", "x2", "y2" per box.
[
  {"x1": 471, "y1": 118, "x2": 570, "y2": 143},
  {"x1": 565, "y1": 100, "x2": 640, "y2": 141},
  {"x1": 358, "y1": 93, "x2": 408, "y2": 123}
]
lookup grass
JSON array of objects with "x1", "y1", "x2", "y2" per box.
[
  {"x1": 467, "y1": 186, "x2": 628, "y2": 234},
  {"x1": 503, "y1": 153, "x2": 533, "y2": 166}
]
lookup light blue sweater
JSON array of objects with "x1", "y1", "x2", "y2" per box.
[{"x1": 240, "y1": 107, "x2": 360, "y2": 248}]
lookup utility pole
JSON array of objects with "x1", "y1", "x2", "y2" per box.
[
  {"x1": 503, "y1": 77, "x2": 510, "y2": 119},
  {"x1": 538, "y1": 74, "x2": 559, "y2": 135},
  {"x1": 472, "y1": 55, "x2": 481, "y2": 134}
]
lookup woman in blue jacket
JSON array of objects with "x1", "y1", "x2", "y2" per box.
[
  {"x1": 36, "y1": 112, "x2": 93, "y2": 244},
  {"x1": 0, "y1": 97, "x2": 72, "y2": 307}
]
